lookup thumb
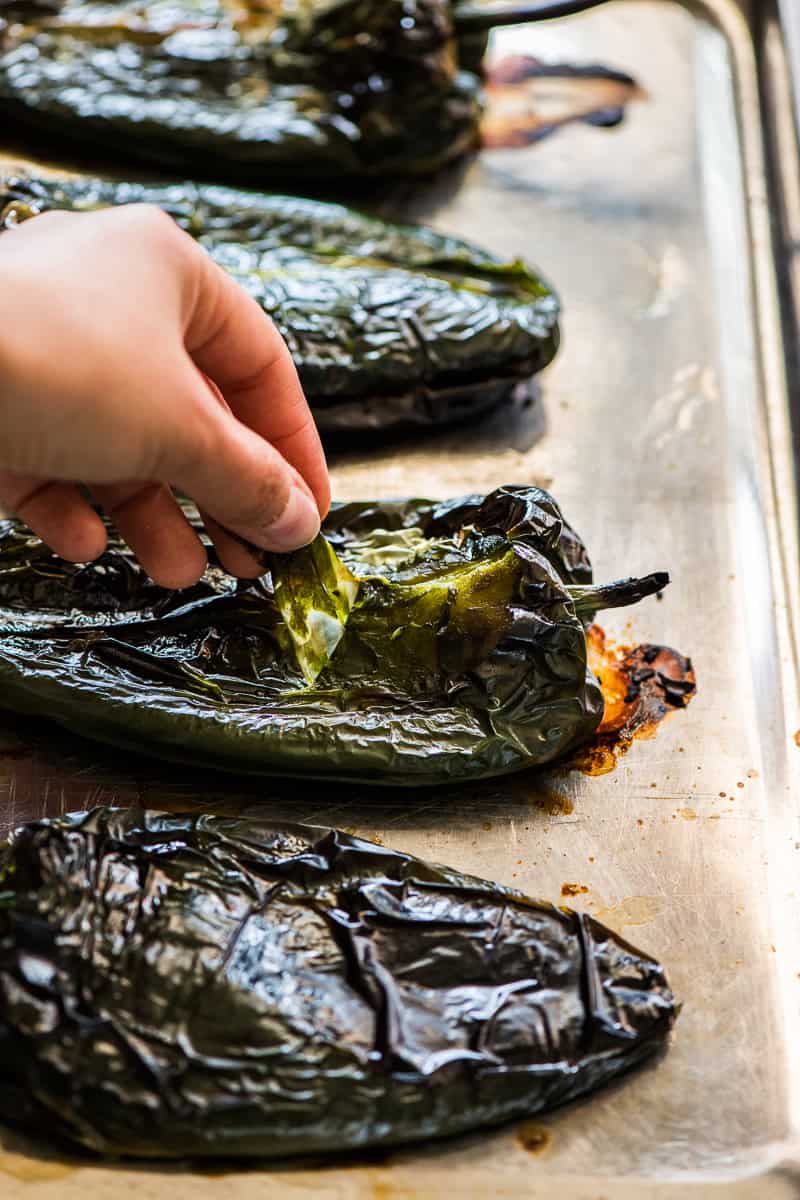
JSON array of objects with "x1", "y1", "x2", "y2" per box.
[{"x1": 160, "y1": 371, "x2": 321, "y2": 555}]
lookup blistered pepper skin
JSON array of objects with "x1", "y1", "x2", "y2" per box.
[
  {"x1": 0, "y1": 808, "x2": 677, "y2": 1159},
  {"x1": 0, "y1": 487, "x2": 667, "y2": 785},
  {"x1": 0, "y1": 174, "x2": 560, "y2": 434},
  {"x1": 0, "y1": 0, "x2": 483, "y2": 183}
]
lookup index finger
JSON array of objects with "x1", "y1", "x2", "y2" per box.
[{"x1": 181, "y1": 241, "x2": 330, "y2": 517}]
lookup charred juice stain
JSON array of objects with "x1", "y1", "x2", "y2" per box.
[
  {"x1": 368, "y1": 1176, "x2": 419, "y2": 1200},
  {"x1": 563, "y1": 626, "x2": 696, "y2": 776},
  {"x1": 516, "y1": 1121, "x2": 554, "y2": 1155},
  {"x1": 529, "y1": 785, "x2": 574, "y2": 816},
  {"x1": 561, "y1": 882, "x2": 588, "y2": 897},
  {"x1": 481, "y1": 56, "x2": 643, "y2": 149}
]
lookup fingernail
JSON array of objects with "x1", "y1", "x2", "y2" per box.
[{"x1": 262, "y1": 484, "x2": 320, "y2": 552}]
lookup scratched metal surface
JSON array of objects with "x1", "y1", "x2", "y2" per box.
[{"x1": 2, "y1": 0, "x2": 800, "y2": 1195}]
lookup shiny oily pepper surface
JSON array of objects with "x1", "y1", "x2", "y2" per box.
[
  {"x1": 0, "y1": 486, "x2": 668, "y2": 785},
  {"x1": 0, "y1": 173, "x2": 560, "y2": 435},
  {"x1": 0, "y1": 808, "x2": 678, "y2": 1159},
  {"x1": 0, "y1": 0, "x2": 483, "y2": 182}
]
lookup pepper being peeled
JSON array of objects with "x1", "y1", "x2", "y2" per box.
[
  {"x1": 0, "y1": 807, "x2": 678, "y2": 1159},
  {"x1": 0, "y1": 486, "x2": 673, "y2": 785},
  {"x1": 0, "y1": 174, "x2": 560, "y2": 435}
]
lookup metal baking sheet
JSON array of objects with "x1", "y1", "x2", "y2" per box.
[{"x1": 2, "y1": 0, "x2": 800, "y2": 1194}]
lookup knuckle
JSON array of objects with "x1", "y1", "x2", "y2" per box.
[
  {"x1": 114, "y1": 203, "x2": 178, "y2": 243},
  {"x1": 276, "y1": 409, "x2": 317, "y2": 445}
]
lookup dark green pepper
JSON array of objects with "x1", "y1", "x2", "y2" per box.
[
  {"x1": 0, "y1": 0, "x2": 482, "y2": 182},
  {"x1": 0, "y1": 174, "x2": 560, "y2": 434},
  {"x1": 0, "y1": 486, "x2": 669, "y2": 785},
  {"x1": 0, "y1": 0, "x2": 607, "y2": 183},
  {"x1": 0, "y1": 806, "x2": 677, "y2": 1159}
]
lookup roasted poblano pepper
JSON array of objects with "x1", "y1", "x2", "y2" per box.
[
  {"x1": 0, "y1": 174, "x2": 560, "y2": 434},
  {"x1": 0, "y1": 807, "x2": 677, "y2": 1158},
  {"x1": 0, "y1": 0, "x2": 594, "y2": 182},
  {"x1": 0, "y1": 486, "x2": 668, "y2": 785},
  {"x1": 0, "y1": 0, "x2": 483, "y2": 180}
]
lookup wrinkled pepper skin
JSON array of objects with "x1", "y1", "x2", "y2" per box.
[
  {"x1": 0, "y1": 808, "x2": 677, "y2": 1159},
  {"x1": 0, "y1": 0, "x2": 483, "y2": 182},
  {"x1": 0, "y1": 175, "x2": 560, "y2": 434},
  {"x1": 0, "y1": 486, "x2": 666, "y2": 785}
]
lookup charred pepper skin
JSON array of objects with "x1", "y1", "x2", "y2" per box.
[
  {"x1": 0, "y1": 808, "x2": 678, "y2": 1159},
  {"x1": 0, "y1": 0, "x2": 483, "y2": 182},
  {"x1": 0, "y1": 486, "x2": 667, "y2": 785},
  {"x1": 0, "y1": 174, "x2": 560, "y2": 435}
]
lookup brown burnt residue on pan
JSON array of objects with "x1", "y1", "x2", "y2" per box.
[
  {"x1": 565, "y1": 625, "x2": 696, "y2": 775},
  {"x1": 529, "y1": 784, "x2": 574, "y2": 816},
  {"x1": 481, "y1": 56, "x2": 644, "y2": 149},
  {"x1": 516, "y1": 1121, "x2": 555, "y2": 1156}
]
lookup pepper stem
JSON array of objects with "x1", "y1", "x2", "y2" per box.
[
  {"x1": 453, "y1": 0, "x2": 608, "y2": 33},
  {"x1": 566, "y1": 572, "x2": 669, "y2": 617}
]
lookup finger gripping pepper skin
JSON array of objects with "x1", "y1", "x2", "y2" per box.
[
  {"x1": 0, "y1": 174, "x2": 560, "y2": 434},
  {"x1": 0, "y1": 486, "x2": 668, "y2": 785},
  {"x1": 0, "y1": 808, "x2": 678, "y2": 1159}
]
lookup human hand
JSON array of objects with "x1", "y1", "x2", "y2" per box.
[{"x1": 0, "y1": 203, "x2": 330, "y2": 588}]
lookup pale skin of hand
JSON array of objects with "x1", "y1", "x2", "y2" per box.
[{"x1": 0, "y1": 203, "x2": 330, "y2": 589}]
